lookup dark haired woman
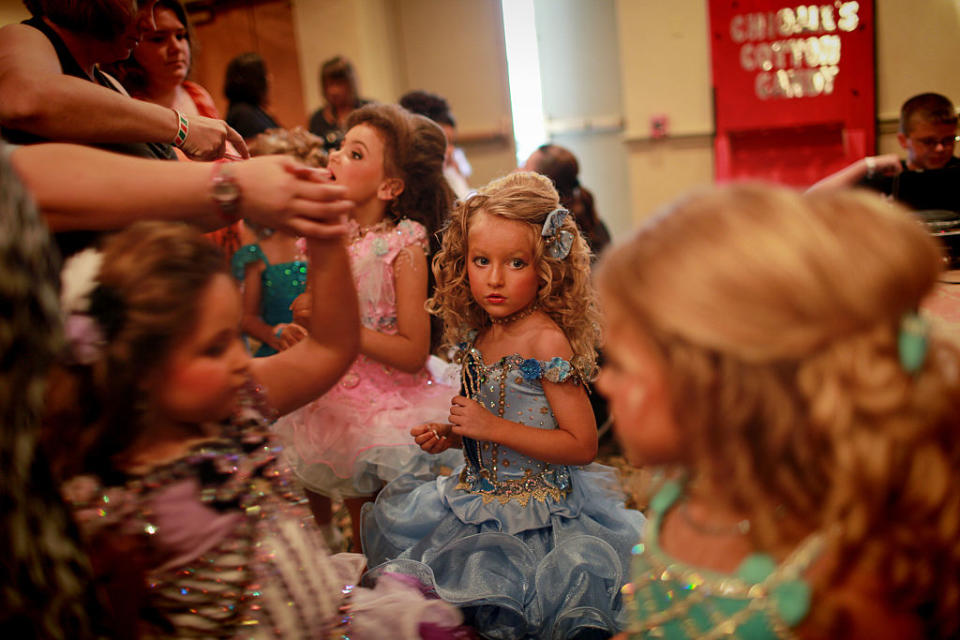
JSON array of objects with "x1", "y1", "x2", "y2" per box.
[
  {"x1": 105, "y1": 0, "x2": 243, "y2": 259},
  {"x1": 0, "y1": 0, "x2": 243, "y2": 161},
  {"x1": 308, "y1": 55, "x2": 371, "y2": 151},
  {"x1": 224, "y1": 52, "x2": 278, "y2": 140}
]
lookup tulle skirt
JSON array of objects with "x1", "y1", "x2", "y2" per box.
[
  {"x1": 362, "y1": 463, "x2": 646, "y2": 639},
  {"x1": 274, "y1": 355, "x2": 461, "y2": 498}
]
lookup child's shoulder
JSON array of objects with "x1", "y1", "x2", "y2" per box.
[
  {"x1": 525, "y1": 314, "x2": 573, "y2": 362},
  {"x1": 360, "y1": 218, "x2": 427, "y2": 261},
  {"x1": 394, "y1": 218, "x2": 428, "y2": 246},
  {"x1": 231, "y1": 243, "x2": 267, "y2": 280}
]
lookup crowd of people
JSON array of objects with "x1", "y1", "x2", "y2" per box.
[{"x1": 1, "y1": 1, "x2": 958, "y2": 639}]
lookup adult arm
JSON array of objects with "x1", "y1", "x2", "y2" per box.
[
  {"x1": 359, "y1": 245, "x2": 432, "y2": 372},
  {"x1": 10, "y1": 144, "x2": 354, "y2": 239},
  {"x1": 0, "y1": 23, "x2": 247, "y2": 159},
  {"x1": 806, "y1": 154, "x2": 902, "y2": 192},
  {"x1": 251, "y1": 237, "x2": 359, "y2": 415}
]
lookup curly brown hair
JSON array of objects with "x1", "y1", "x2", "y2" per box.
[
  {"x1": 44, "y1": 222, "x2": 226, "y2": 481},
  {"x1": 345, "y1": 103, "x2": 453, "y2": 246},
  {"x1": 429, "y1": 171, "x2": 600, "y2": 378},
  {"x1": 597, "y1": 184, "x2": 960, "y2": 637}
]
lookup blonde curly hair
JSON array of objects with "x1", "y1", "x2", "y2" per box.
[
  {"x1": 429, "y1": 171, "x2": 600, "y2": 378},
  {"x1": 596, "y1": 183, "x2": 960, "y2": 637},
  {"x1": 250, "y1": 126, "x2": 327, "y2": 168}
]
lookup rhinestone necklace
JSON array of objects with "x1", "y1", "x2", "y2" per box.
[{"x1": 489, "y1": 302, "x2": 539, "y2": 326}]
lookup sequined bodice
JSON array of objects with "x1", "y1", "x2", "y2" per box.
[
  {"x1": 63, "y1": 383, "x2": 322, "y2": 637},
  {"x1": 622, "y1": 481, "x2": 824, "y2": 639},
  {"x1": 260, "y1": 260, "x2": 307, "y2": 325},
  {"x1": 231, "y1": 243, "x2": 307, "y2": 327},
  {"x1": 456, "y1": 345, "x2": 582, "y2": 506},
  {"x1": 347, "y1": 218, "x2": 427, "y2": 334}
]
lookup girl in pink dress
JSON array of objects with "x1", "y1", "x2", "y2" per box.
[{"x1": 274, "y1": 103, "x2": 461, "y2": 551}]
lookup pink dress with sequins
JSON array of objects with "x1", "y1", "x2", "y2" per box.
[{"x1": 274, "y1": 219, "x2": 460, "y2": 498}]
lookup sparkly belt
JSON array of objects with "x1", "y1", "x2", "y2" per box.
[{"x1": 456, "y1": 463, "x2": 571, "y2": 507}]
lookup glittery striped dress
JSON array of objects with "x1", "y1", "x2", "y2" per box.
[
  {"x1": 63, "y1": 382, "x2": 464, "y2": 639},
  {"x1": 362, "y1": 343, "x2": 647, "y2": 639}
]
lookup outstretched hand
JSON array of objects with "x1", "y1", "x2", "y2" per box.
[
  {"x1": 411, "y1": 422, "x2": 456, "y2": 454},
  {"x1": 180, "y1": 114, "x2": 250, "y2": 160},
  {"x1": 233, "y1": 156, "x2": 354, "y2": 239}
]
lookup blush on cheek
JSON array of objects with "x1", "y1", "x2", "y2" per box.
[{"x1": 156, "y1": 363, "x2": 236, "y2": 423}]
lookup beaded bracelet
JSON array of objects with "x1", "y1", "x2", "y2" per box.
[{"x1": 173, "y1": 110, "x2": 189, "y2": 148}]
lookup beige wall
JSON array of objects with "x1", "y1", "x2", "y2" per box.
[
  {"x1": 292, "y1": 0, "x2": 515, "y2": 188},
  {"x1": 6, "y1": 0, "x2": 960, "y2": 223},
  {"x1": 615, "y1": 0, "x2": 960, "y2": 225},
  {"x1": 0, "y1": 0, "x2": 27, "y2": 26}
]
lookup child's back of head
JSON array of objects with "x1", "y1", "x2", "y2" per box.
[{"x1": 597, "y1": 183, "x2": 960, "y2": 638}]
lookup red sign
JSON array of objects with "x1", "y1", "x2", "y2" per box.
[{"x1": 708, "y1": 1, "x2": 875, "y2": 185}]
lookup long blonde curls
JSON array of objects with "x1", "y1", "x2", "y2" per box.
[
  {"x1": 597, "y1": 184, "x2": 960, "y2": 637},
  {"x1": 429, "y1": 171, "x2": 600, "y2": 378}
]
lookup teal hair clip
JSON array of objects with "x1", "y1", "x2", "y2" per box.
[{"x1": 898, "y1": 312, "x2": 928, "y2": 374}]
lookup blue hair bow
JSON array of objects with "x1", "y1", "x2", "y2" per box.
[{"x1": 541, "y1": 207, "x2": 574, "y2": 260}]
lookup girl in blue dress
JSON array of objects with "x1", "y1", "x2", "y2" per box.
[{"x1": 362, "y1": 171, "x2": 646, "y2": 639}]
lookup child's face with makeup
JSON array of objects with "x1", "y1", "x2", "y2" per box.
[
  {"x1": 326, "y1": 123, "x2": 390, "y2": 204},
  {"x1": 149, "y1": 273, "x2": 250, "y2": 425},
  {"x1": 466, "y1": 210, "x2": 540, "y2": 322},
  {"x1": 595, "y1": 295, "x2": 682, "y2": 466}
]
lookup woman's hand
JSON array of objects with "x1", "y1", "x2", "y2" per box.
[
  {"x1": 233, "y1": 157, "x2": 354, "y2": 239},
  {"x1": 448, "y1": 395, "x2": 499, "y2": 440},
  {"x1": 411, "y1": 422, "x2": 456, "y2": 454},
  {"x1": 180, "y1": 114, "x2": 249, "y2": 160}
]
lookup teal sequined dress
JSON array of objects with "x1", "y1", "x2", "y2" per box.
[
  {"x1": 231, "y1": 243, "x2": 307, "y2": 357},
  {"x1": 622, "y1": 480, "x2": 825, "y2": 639}
]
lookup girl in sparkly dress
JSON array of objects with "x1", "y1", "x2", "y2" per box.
[
  {"x1": 50, "y1": 221, "x2": 467, "y2": 639},
  {"x1": 232, "y1": 129, "x2": 325, "y2": 357},
  {"x1": 273, "y1": 103, "x2": 461, "y2": 552},
  {"x1": 596, "y1": 185, "x2": 960, "y2": 639},
  {"x1": 362, "y1": 171, "x2": 646, "y2": 639}
]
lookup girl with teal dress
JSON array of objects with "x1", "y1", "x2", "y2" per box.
[
  {"x1": 595, "y1": 185, "x2": 960, "y2": 639},
  {"x1": 232, "y1": 227, "x2": 307, "y2": 356},
  {"x1": 362, "y1": 172, "x2": 646, "y2": 639},
  {"x1": 232, "y1": 127, "x2": 325, "y2": 357}
]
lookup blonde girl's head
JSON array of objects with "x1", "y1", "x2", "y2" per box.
[
  {"x1": 344, "y1": 103, "x2": 453, "y2": 245},
  {"x1": 45, "y1": 222, "x2": 228, "y2": 480},
  {"x1": 430, "y1": 171, "x2": 600, "y2": 377},
  {"x1": 246, "y1": 127, "x2": 328, "y2": 239},
  {"x1": 597, "y1": 183, "x2": 960, "y2": 637},
  {"x1": 250, "y1": 126, "x2": 328, "y2": 168}
]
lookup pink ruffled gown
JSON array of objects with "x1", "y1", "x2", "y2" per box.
[{"x1": 274, "y1": 219, "x2": 461, "y2": 498}]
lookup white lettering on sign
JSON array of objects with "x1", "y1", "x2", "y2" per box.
[{"x1": 729, "y1": 2, "x2": 859, "y2": 99}]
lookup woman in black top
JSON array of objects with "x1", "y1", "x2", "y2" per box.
[{"x1": 224, "y1": 52, "x2": 279, "y2": 141}]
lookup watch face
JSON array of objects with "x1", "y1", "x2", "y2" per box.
[
  {"x1": 212, "y1": 166, "x2": 240, "y2": 210},
  {"x1": 213, "y1": 180, "x2": 238, "y2": 200}
]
